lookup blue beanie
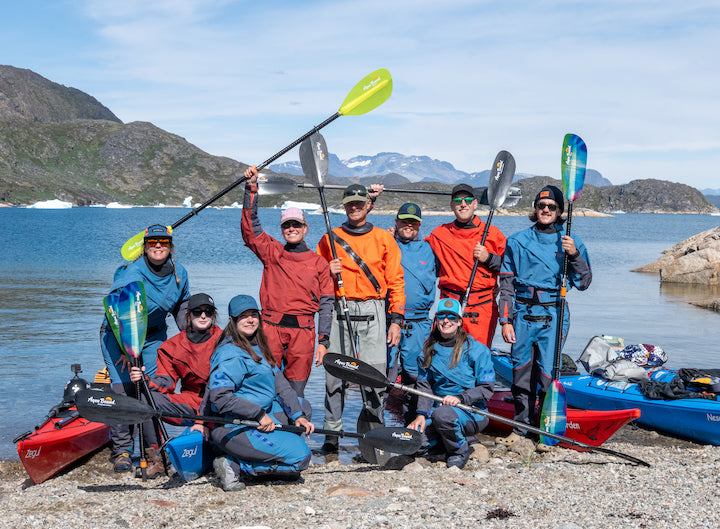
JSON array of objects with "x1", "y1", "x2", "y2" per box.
[{"x1": 228, "y1": 295, "x2": 259, "y2": 318}]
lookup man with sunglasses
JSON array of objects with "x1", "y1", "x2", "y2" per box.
[
  {"x1": 426, "y1": 183, "x2": 506, "y2": 347},
  {"x1": 241, "y1": 167, "x2": 335, "y2": 397},
  {"x1": 317, "y1": 183, "x2": 406, "y2": 453},
  {"x1": 497, "y1": 185, "x2": 591, "y2": 447}
]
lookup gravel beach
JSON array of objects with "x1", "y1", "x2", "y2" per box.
[{"x1": 2, "y1": 425, "x2": 719, "y2": 529}]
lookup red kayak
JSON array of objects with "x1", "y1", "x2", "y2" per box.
[
  {"x1": 486, "y1": 390, "x2": 641, "y2": 448},
  {"x1": 15, "y1": 365, "x2": 111, "y2": 484}
]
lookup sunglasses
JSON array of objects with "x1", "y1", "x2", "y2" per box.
[
  {"x1": 535, "y1": 202, "x2": 558, "y2": 212},
  {"x1": 191, "y1": 308, "x2": 215, "y2": 317},
  {"x1": 452, "y1": 196, "x2": 474, "y2": 205},
  {"x1": 281, "y1": 220, "x2": 304, "y2": 229},
  {"x1": 436, "y1": 312, "x2": 460, "y2": 322},
  {"x1": 343, "y1": 188, "x2": 368, "y2": 198},
  {"x1": 146, "y1": 238, "x2": 171, "y2": 247}
]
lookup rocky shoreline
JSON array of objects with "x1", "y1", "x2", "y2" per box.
[{"x1": 3, "y1": 425, "x2": 718, "y2": 529}]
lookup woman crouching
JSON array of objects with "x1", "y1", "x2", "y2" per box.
[
  {"x1": 208, "y1": 295, "x2": 314, "y2": 491},
  {"x1": 408, "y1": 298, "x2": 495, "y2": 469}
]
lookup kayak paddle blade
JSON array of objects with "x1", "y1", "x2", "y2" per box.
[
  {"x1": 103, "y1": 292, "x2": 126, "y2": 356},
  {"x1": 363, "y1": 427, "x2": 422, "y2": 455},
  {"x1": 540, "y1": 381, "x2": 568, "y2": 446},
  {"x1": 338, "y1": 68, "x2": 393, "y2": 116},
  {"x1": 299, "y1": 132, "x2": 330, "y2": 188},
  {"x1": 121, "y1": 225, "x2": 172, "y2": 262},
  {"x1": 256, "y1": 175, "x2": 299, "y2": 196},
  {"x1": 487, "y1": 150, "x2": 516, "y2": 209},
  {"x1": 323, "y1": 354, "x2": 389, "y2": 389},
  {"x1": 117, "y1": 281, "x2": 148, "y2": 360},
  {"x1": 75, "y1": 389, "x2": 158, "y2": 425},
  {"x1": 561, "y1": 134, "x2": 587, "y2": 203}
]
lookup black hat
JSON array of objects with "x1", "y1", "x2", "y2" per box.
[
  {"x1": 533, "y1": 185, "x2": 564, "y2": 214},
  {"x1": 187, "y1": 293, "x2": 216, "y2": 311},
  {"x1": 397, "y1": 202, "x2": 422, "y2": 222},
  {"x1": 342, "y1": 184, "x2": 369, "y2": 204},
  {"x1": 144, "y1": 224, "x2": 172, "y2": 240},
  {"x1": 451, "y1": 183, "x2": 475, "y2": 198}
]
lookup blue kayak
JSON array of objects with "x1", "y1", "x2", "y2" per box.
[{"x1": 491, "y1": 351, "x2": 720, "y2": 446}]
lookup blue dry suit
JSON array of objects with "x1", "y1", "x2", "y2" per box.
[
  {"x1": 497, "y1": 223, "x2": 591, "y2": 431},
  {"x1": 415, "y1": 337, "x2": 495, "y2": 457},
  {"x1": 208, "y1": 339, "x2": 312, "y2": 478},
  {"x1": 100, "y1": 255, "x2": 190, "y2": 383}
]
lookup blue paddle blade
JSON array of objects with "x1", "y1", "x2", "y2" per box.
[
  {"x1": 540, "y1": 380, "x2": 567, "y2": 446},
  {"x1": 116, "y1": 281, "x2": 148, "y2": 360},
  {"x1": 561, "y1": 134, "x2": 587, "y2": 203},
  {"x1": 103, "y1": 291, "x2": 126, "y2": 356}
]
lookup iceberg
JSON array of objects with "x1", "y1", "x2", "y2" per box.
[
  {"x1": 183, "y1": 196, "x2": 193, "y2": 208},
  {"x1": 26, "y1": 199, "x2": 72, "y2": 209},
  {"x1": 281, "y1": 200, "x2": 321, "y2": 210},
  {"x1": 107, "y1": 202, "x2": 132, "y2": 209}
]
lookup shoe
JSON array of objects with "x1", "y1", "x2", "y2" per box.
[
  {"x1": 320, "y1": 436, "x2": 339, "y2": 454},
  {"x1": 446, "y1": 449, "x2": 471, "y2": 469},
  {"x1": 496, "y1": 432, "x2": 522, "y2": 447},
  {"x1": 112, "y1": 452, "x2": 133, "y2": 473},
  {"x1": 535, "y1": 442, "x2": 553, "y2": 453},
  {"x1": 213, "y1": 456, "x2": 246, "y2": 492},
  {"x1": 143, "y1": 447, "x2": 166, "y2": 479}
]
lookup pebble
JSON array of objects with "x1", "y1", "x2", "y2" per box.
[{"x1": 2, "y1": 426, "x2": 719, "y2": 529}]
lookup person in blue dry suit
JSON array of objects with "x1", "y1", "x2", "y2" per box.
[
  {"x1": 496, "y1": 185, "x2": 592, "y2": 448},
  {"x1": 100, "y1": 224, "x2": 190, "y2": 474},
  {"x1": 407, "y1": 298, "x2": 495, "y2": 469},
  {"x1": 208, "y1": 295, "x2": 314, "y2": 491},
  {"x1": 384, "y1": 202, "x2": 439, "y2": 424}
]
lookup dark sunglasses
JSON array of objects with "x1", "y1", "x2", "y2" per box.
[
  {"x1": 436, "y1": 312, "x2": 460, "y2": 322},
  {"x1": 343, "y1": 189, "x2": 368, "y2": 198},
  {"x1": 146, "y1": 238, "x2": 171, "y2": 247},
  {"x1": 452, "y1": 196, "x2": 474, "y2": 205},
  {"x1": 191, "y1": 307, "x2": 215, "y2": 317},
  {"x1": 281, "y1": 220, "x2": 304, "y2": 229},
  {"x1": 535, "y1": 202, "x2": 558, "y2": 211}
]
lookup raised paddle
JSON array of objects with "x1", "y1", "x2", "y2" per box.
[
  {"x1": 120, "y1": 68, "x2": 393, "y2": 261},
  {"x1": 299, "y1": 132, "x2": 386, "y2": 464},
  {"x1": 458, "y1": 150, "x2": 516, "y2": 309},
  {"x1": 323, "y1": 353, "x2": 650, "y2": 467},
  {"x1": 74, "y1": 390, "x2": 422, "y2": 456},
  {"x1": 295, "y1": 183, "x2": 523, "y2": 208},
  {"x1": 539, "y1": 134, "x2": 588, "y2": 447}
]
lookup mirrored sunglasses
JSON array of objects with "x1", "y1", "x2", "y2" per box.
[
  {"x1": 146, "y1": 238, "x2": 171, "y2": 247},
  {"x1": 343, "y1": 189, "x2": 368, "y2": 198},
  {"x1": 452, "y1": 196, "x2": 474, "y2": 205},
  {"x1": 436, "y1": 312, "x2": 460, "y2": 322},
  {"x1": 535, "y1": 202, "x2": 558, "y2": 211}
]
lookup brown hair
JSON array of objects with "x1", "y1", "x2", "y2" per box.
[
  {"x1": 215, "y1": 311, "x2": 274, "y2": 365},
  {"x1": 185, "y1": 309, "x2": 216, "y2": 331},
  {"x1": 421, "y1": 321, "x2": 469, "y2": 370}
]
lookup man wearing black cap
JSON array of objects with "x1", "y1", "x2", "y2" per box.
[
  {"x1": 496, "y1": 185, "x2": 591, "y2": 447},
  {"x1": 316, "y1": 183, "x2": 405, "y2": 452},
  {"x1": 426, "y1": 183, "x2": 506, "y2": 347}
]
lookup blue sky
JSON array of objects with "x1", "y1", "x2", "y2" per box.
[{"x1": 3, "y1": 0, "x2": 719, "y2": 189}]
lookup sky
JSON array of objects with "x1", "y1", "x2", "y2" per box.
[{"x1": 2, "y1": 0, "x2": 720, "y2": 190}]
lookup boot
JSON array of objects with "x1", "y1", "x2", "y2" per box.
[{"x1": 143, "y1": 447, "x2": 166, "y2": 479}]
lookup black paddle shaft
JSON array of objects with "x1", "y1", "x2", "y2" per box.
[{"x1": 552, "y1": 202, "x2": 574, "y2": 380}]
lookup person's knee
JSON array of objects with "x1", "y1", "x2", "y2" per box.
[{"x1": 430, "y1": 405, "x2": 458, "y2": 428}]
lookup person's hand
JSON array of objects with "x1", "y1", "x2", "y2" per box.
[
  {"x1": 129, "y1": 365, "x2": 145, "y2": 383},
  {"x1": 114, "y1": 355, "x2": 131, "y2": 374},
  {"x1": 329, "y1": 258, "x2": 343, "y2": 277},
  {"x1": 407, "y1": 415, "x2": 426, "y2": 433},
  {"x1": 294, "y1": 416, "x2": 315, "y2": 436},
  {"x1": 257, "y1": 413, "x2": 276, "y2": 432},
  {"x1": 244, "y1": 166, "x2": 259, "y2": 185},
  {"x1": 190, "y1": 423, "x2": 209, "y2": 440},
  {"x1": 368, "y1": 184, "x2": 384, "y2": 200},
  {"x1": 387, "y1": 322, "x2": 401, "y2": 347},
  {"x1": 501, "y1": 323, "x2": 516, "y2": 344},
  {"x1": 442, "y1": 395, "x2": 461, "y2": 406},
  {"x1": 387, "y1": 226, "x2": 396, "y2": 236},
  {"x1": 561, "y1": 235, "x2": 578, "y2": 256},
  {"x1": 473, "y1": 242, "x2": 489, "y2": 263},
  {"x1": 314, "y1": 344, "x2": 327, "y2": 366}
]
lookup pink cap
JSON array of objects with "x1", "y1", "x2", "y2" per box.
[{"x1": 280, "y1": 207, "x2": 306, "y2": 225}]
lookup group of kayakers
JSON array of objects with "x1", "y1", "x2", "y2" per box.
[{"x1": 100, "y1": 169, "x2": 591, "y2": 489}]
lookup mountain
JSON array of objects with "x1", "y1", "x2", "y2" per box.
[
  {"x1": 703, "y1": 194, "x2": 720, "y2": 210},
  {"x1": 271, "y1": 152, "x2": 613, "y2": 187}
]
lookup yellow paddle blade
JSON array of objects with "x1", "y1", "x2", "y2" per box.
[
  {"x1": 120, "y1": 226, "x2": 172, "y2": 261},
  {"x1": 338, "y1": 68, "x2": 392, "y2": 116}
]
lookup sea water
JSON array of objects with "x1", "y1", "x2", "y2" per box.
[{"x1": 1, "y1": 207, "x2": 719, "y2": 460}]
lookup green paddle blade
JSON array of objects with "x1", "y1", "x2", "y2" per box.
[
  {"x1": 121, "y1": 225, "x2": 173, "y2": 262},
  {"x1": 540, "y1": 381, "x2": 567, "y2": 446},
  {"x1": 487, "y1": 150, "x2": 516, "y2": 209},
  {"x1": 561, "y1": 134, "x2": 587, "y2": 203},
  {"x1": 117, "y1": 281, "x2": 148, "y2": 359},
  {"x1": 299, "y1": 132, "x2": 330, "y2": 188},
  {"x1": 338, "y1": 68, "x2": 393, "y2": 116},
  {"x1": 103, "y1": 292, "x2": 126, "y2": 357}
]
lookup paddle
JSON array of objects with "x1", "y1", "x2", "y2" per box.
[
  {"x1": 295, "y1": 183, "x2": 522, "y2": 208},
  {"x1": 539, "y1": 134, "x2": 587, "y2": 446},
  {"x1": 323, "y1": 353, "x2": 650, "y2": 467},
  {"x1": 299, "y1": 132, "x2": 386, "y2": 464},
  {"x1": 120, "y1": 68, "x2": 393, "y2": 261},
  {"x1": 458, "y1": 150, "x2": 516, "y2": 309},
  {"x1": 74, "y1": 390, "x2": 422, "y2": 456}
]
